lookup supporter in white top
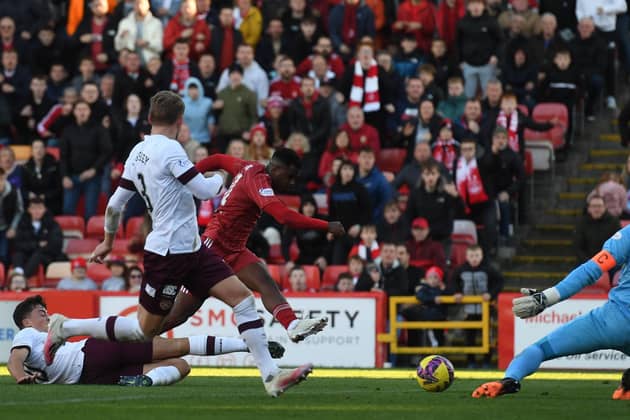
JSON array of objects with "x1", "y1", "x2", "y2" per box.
[
  {"x1": 56, "y1": 257, "x2": 98, "y2": 291},
  {"x1": 101, "y1": 255, "x2": 127, "y2": 291},
  {"x1": 217, "y1": 43, "x2": 269, "y2": 116},
  {"x1": 115, "y1": 0, "x2": 164, "y2": 65}
]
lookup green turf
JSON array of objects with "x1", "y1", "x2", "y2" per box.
[{"x1": 0, "y1": 375, "x2": 627, "y2": 420}]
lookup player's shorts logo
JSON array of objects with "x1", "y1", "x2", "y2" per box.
[
  {"x1": 162, "y1": 285, "x2": 178, "y2": 297},
  {"x1": 159, "y1": 299, "x2": 174, "y2": 311}
]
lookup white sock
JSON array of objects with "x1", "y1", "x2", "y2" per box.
[
  {"x1": 233, "y1": 295, "x2": 278, "y2": 379},
  {"x1": 213, "y1": 337, "x2": 248, "y2": 354},
  {"x1": 187, "y1": 336, "x2": 248, "y2": 355},
  {"x1": 62, "y1": 316, "x2": 146, "y2": 341},
  {"x1": 145, "y1": 366, "x2": 182, "y2": 386}
]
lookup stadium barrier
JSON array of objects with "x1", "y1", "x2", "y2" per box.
[
  {"x1": 0, "y1": 291, "x2": 387, "y2": 367},
  {"x1": 378, "y1": 296, "x2": 490, "y2": 355}
]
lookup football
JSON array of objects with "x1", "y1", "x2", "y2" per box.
[{"x1": 416, "y1": 355, "x2": 455, "y2": 392}]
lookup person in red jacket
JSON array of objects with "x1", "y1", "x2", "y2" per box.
[
  {"x1": 268, "y1": 56, "x2": 301, "y2": 105},
  {"x1": 436, "y1": 0, "x2": 466, "y2": 52},
  {"x1": 318, "y1": 130, "x2": 359, "y2": 185},
  {"x1": 405, "y1": 217, "x2": 446, "y2": 273},
  {"x1": 339, "y1": 106, "x2": 381, "y2": 153},
  {"x1": 296, "y1": 36, "x2": 346, "y2": 79},
  {"x1": 163, "y1": 0, "x2": 211, "y2": 60},
  {"x1": 160, "y1": 149, "x2": 346, "y2": 343},
  {"x1": 393, "y1": 0, "x2": 436, "y2": 54}
]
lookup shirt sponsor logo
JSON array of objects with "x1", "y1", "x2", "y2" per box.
[{"x1": 259, "y1": 188, "x2": 274, "y2": 197}]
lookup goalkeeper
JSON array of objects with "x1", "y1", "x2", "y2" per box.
[{"x1": 472, "y1": 228, "x2": 630, "y2": 400}]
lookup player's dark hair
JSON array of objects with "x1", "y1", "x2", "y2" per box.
[
  {"x1": 13, "y1": 295, "x2": 47, "y2": 329},
  {"x1": 271, "y1": 148, "x2": 302, "y2": 170},
  {"x1": 149, "y1": 91, "x2": 185, "y2": 125}
]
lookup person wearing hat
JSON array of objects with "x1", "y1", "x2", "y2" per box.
[
  {"x1": 405, "y1": 216, "x2": 446, "y2": 273},
  {"x1": 214, "y1": 62, "x2": 258, "y2": 152},
  {"x1": 261, "y1": 94, "x2": 290, "y2": 148},
  {"x1": 246, "y1": 123, "x2": 274, "y2": 164},
  {"x1": 480, "y1": 125, "x2": 526, "y2": 239},
  {"x1": 12, "y1": 196, "x2": 65, "y2": 278},
  {"x1": 101, "y1": 255, "x2": 128, "y2": 291},
  {"x1": 57, "y1": 257, "x2": 97, "y2": 290}
]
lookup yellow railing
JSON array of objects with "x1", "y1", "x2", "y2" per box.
[{"x1": 377, "y1": 296, "x2": 490, "y2": 354}]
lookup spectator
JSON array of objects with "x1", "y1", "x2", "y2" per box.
[
  {"x1": 393, "y1": 0, "x2": 436, "y2": 54},
  {"x1": 396, "y1": 243, "x2": 424, "y2": 294},
  {"x1": 419, "y1": 64, "x2": 445, "y2": 106},
  {"x1": 126, "y1": 265, "x2": 144, "y2": 293},
  {"x1": 79, "y1": 81, "x2": 110, "y2": 127},
  {"x1": 12, "y1": 196, "x2": 64, "y2": 278},
  {"x1": 437, "y1": 76, "x2": 467, "y2": 121},
  {"x1": 6, "y1": 270, "x2": 27, "y2": 292},
  {"x1": 340, "y1": 106, "x2": 381, "y2": 154},
  {"x1": 284, "y1": 265, "x2": 317, "y2": 293},
  {"x1": 281, "y1": 194, "x2": 328, "y2": 269},
  {"x1": 234, "y1": 0, "x2": 263, "y2": 48},
  {"x1": 453, "y1": 244, "x2": 504, "y2": 368},
  {"x1": 46, "y1": 63, "x2": 70, "y2": 104},
  {"x1": 340, "y1": 42, "x2": 394, "y2": 136},
  {"x1": 262, "y1": 95, "x2": 290, "y2": 148},
  {"x1": 572, "y1": 17, "x2": 607, "y2": 120},
  {"x1": 15, "y1": 75, "x2": 55, "y2": 144},
  {"x1": 163, "y1": 0, "x2": 210, "y2": 61},
  {"x1": 115, "y1": 0, "x2": 164, "y2": 65},
  {"x1": 214, "y1": 63, "x2": 258, "y2": 151},
  {"x1": 501, "y1": 46, "x2": 537, "y2": 109},
  {"x1": 211, "y1": 7, "x2": 244, "y2": 73},
  {"x1": 111, "y1": 93, "x2": 151, "y2": 166},
  {"x1": 29, "y1": 25, "x2": 68, "y2": 77},
  {"x1": 0, "y1": 148, "x2": 22, "y2": 190},
  {"x1": 101, "y1": 255, "x2": 128, "y2": 291},
  {"x1": 392, "y1": 77, "x2": 426, "y2": 135},
  {"x1": 288, "y1": 16, "x2": 319, "y2": 66},
  {"x1": 296, "y1": 36, "x2": 345, "y2": 79},
  {"x1": 357, "y1": 147, "x2": 394, "y2": 221},
  {"x1": 319, "y1": 130, "x2": 358, "y2": 186},
  {"x1": 37, "y1": 86, "x2": 78, "y2": 141},
  {"x1": 498, "y1": 0, "x2": 541, "y2": 38},
  {"x1": 197, "y1": 53, "x2": 217, "y2": 100},
  {"x1": 348, "y1": 224, "x2": 380, "y2": 261},
  {"x1": 576, "y1": 0, "x2": 627, "y2": 110},
  {"x1": 480, "y1": 79, "x2": 503, "y2": 116},
  {"x1": 318, "y1": 79, "x2": 347, "y2": 136},
  {"x1": 256, "y1": 18, "x2": 290, "y2": 74},
  {"x1": 376, "y1": 49, "x2": 405, "y2": 104},
  {"x1": 152, "y1": 0, "x2": 181, "y2": 25},
  {"x1": 100, "y1": 74, "x2": 115, "y2": 108},
  {"x1": 0, "y1": 16, "x2": 28, "y2": 59},
  {"x1": 377, "y1": 200, "x2": 409, "y2": 244},
  {"x1": 156, "y1": 38, "x2": 201, "y2": 93},
  {"x1": 60, "y1": 101, "x2": 112, "y2": 220},
  {"x1": 329, "y1": 0, "x2": 376, "y2": 57},
  {"x1": 406, "y1": 160, "x2": 463, "y2": 250},
  {"x1": 1, "y1": 49, "x2": 31, "y2": 105},
  {"x1": 246, "y1": 124, "x2": 274, "y2": 164},
  {"x1": 225, "y1": 138, "x2": 247, "y2": 159},
  {"x1": 398, "y1": 99, "x2": 442, "y2": 158},
  {"x1": 530, "y1": 13, "x2": 568, "y2": 70},
  {"x1": 538, "y1": 0, "x2": 577, "y2": 36},
  {"x1": 72, "y1": 0, "x2": 117, "y2": 72},
  {"x1": 393, "y1": 34, "x2": 423, "y2": 79},
  {"x1": 405, "y1": 216, "x2": 446, "y2": 273},
  {"x1": 347, "y1": 254, "x2": 369, "y2": 287},
  {"x1": 356, "y1": 242, "x2": 408, "y2": 296},
  {"x1": 335, "y1": 272, "x2": 355, "y2": 292},
  {"x1": 71, "y1": 57, "x2": 101, "y2": 93},
  {"x1": 269, "y1": 56, "x2": 301, "y2": 105},
  {"x1": 454, "y1": 99, "x2": 484, "y2": 147},
  {"x1": 57, "y1": 257, "x2": 98, "y2": 290},
  {"x1": 587, "y1": 172, "x2": 628, "y2": 218},
  {"x1": 574, "y1": 195, "x2": 621, "y2": 264},
  {"x1": 112, "y1": 50, "x2": 154, "y2": 108},
  {"x1": 217, "y1": 43, "x2": 269, "y2": 116},
  {"x1": 436, "y1": 0, "x2": 465, "y2": 52},
  {"x1": 21, "y1": 139, "x2": 63, "y2": 215},
  {"x1": 431, "y1": 120, "x2": 460, "y2": 174},
  {"x1": 402, "y1": 266, "x2": 448, "y2": 347},
  {"x1": 456, "y1": 0, "x2": 502, "y2": 99},
  {"x1": 481, "y1": 126, "x2": 526, "y2": 239},
  {"x1": 182, "y1": 77, "x2": 214, "y2": 145},
  {"x1": 176, "y1": 123, "x2": 200, "y2": 161},
  {"x1": 426, "y1": 38, "x2": 451, "y2": 92},
  {"x1": 392, "y1": 142, "x2": 450, "y2": 191},
  {"x1": 196, "y1": 0, "x2": 218, "y2": 27},
  {"x1": 328, "y1": 159, "x2": 372, "y2": 264},
  {"x1": 286, "y1": 77, "x2": 332, "y2": 156}
]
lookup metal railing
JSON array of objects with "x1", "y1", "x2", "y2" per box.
[{"x1": 377, "y1": 295, "x2": 490, "y2": 354}]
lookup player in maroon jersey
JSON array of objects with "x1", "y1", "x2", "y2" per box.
[{"x1": 162, "y1": 148, "x2": 345, "y2": 342}]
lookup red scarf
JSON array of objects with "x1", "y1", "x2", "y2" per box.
[
  {"x1": 350, "y1": 59, "x2": 380, "y2": 112},
  {"x1": 456, "y1": 156, "x2": 489, "y2": 213},
  {"x1": 91, "y1": 17, "x2": 107, "y2": 71},
  {"x1": 342, "y1": 3, "x2": 359, "y2": 46},
  {"x1": 171, "y1": 59, "x2": 190, "y2": 92},
  {"x1": 220, "y1": 26, "x2": 234, "y2": 71},
  {"x1": 301, "y1": 91, "x2": 319, "y2": 119},
  {"x1": 496, "y1": 110, "x2": 520, "y2": 152},
  {"x1": 431, "y1": 138, "x2": 459, "y2": 172}
]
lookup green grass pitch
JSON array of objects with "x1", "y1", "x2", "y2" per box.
[{"x1": 1, "y1": 373, "x2": 628, "y2": 420}]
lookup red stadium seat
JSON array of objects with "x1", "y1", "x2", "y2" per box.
[
  {"x1": 322, "y1": 265, "x2": 348, "y2": 291},
  {"x1": 452, "y1": 220, "x2": 477, "y2": 244},
  {"x1": 46, "y1": 147, "x2": 60, "y2": 160},
  {"x1": 377, "y1": 148, "x2": 407, "y2": 173},
  {"x1": 449, "y1": 241, "x2": 469, "y2": 268},
  {"x1": 277, "y1": 195, "x2": 301, "y2": 211},
  {"x1": 65, "y1": 238, "x2": 100, "y2": 259},
  {"x1": 267, "y1": 264, "x2": 284, "y2": 286},
  {"x1": 524, "y1": 150, "x2": 534, "y2": 176},
  {"x1": 125, "y1": 216, "x2": 144, "y2": 239},
  {"x1": 76, "y1": 193, "x2": 109, "y2": 218},
  {"x1": 281, "y1": 265, "x2": 320, "y2": 290},
  {"x1": 86, "y1": 216, "x2": 124, "y2": 240},
  {"x1": 55, "y1": 215, "x2": 85, "y2": 239},
  {"x1": 87, "y1": 263, "x2": 112, "y2": 285},
  {"x1": 111, "y1": 239, "x2": 132, "y2": 256},
  {"x1": 524, "y1": 103, "x2": 569, "y2": 150}
]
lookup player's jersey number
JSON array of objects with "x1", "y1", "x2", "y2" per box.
[{"x1": 137, "y1": 173, "x2": 153, "y2": 212}]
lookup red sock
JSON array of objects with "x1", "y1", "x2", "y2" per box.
[{"x1": 272, "y1": 303, "x2": 297, "y2": 330}]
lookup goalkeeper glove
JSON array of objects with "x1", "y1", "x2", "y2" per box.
[{"x1": 512, "y1": 288, "x2": 548, "y2": 319}]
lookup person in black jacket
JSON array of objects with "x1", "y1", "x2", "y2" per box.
[
  {"x1": 12, "y1": 196, "x2": 65, "y2": 278},
  {"x1": 327, "y1": 159, "x2": 372, "y2": 264},
  {"x1": 452, "y1": 244, "x2": 504, "y2": 367},
  {"x1": 500, "y1": 46, "x2": 538, "y2": 110},
  {"x1": 112, "y1": 50, "x2": 154, "y2": 109},
  {"x1": 571, "y1": 18, "x2": 607, "y2": 119},
  {"x1": 355, "y1": 242, "x2": 409, "y2": 297},
  {"x1": 282, "y1": 194, "x2": 329, "y2": 268},
  {"x1": 0, "y1": 166, "x2": 23, "y2": 264},
  {"x1": 376, "y1": 200, "x2": 409, "y2": 245},
  {"x1": 574, "y1": 195, "x2": 621, "y2": 264},
  {"x1": 21, "y1": 139, "x2": 62, "y2": 215},
  {"x1": 481, "y1": 126, "x2": 526, "y2": 239},
  {"x1": 255, "y1": 18, "x2": 291, "y2": 74},
  {"x1": 211, "y1": 7, "x2": 244, "y2": 73},
  {"x1": 456, "y1": 0, "x2": 503, "y2": 99},
  {"x1": 71, "y1": 0, "x2": 118, "y2": 73},
  {"x1": 60, "y1": 101, "x2": 112, "y2": 220},
  {"x1": 286, "y1": 77, "x2": 332, "y2": 157}
]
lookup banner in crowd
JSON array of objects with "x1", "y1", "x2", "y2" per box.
[
  {"x1": 498, "y1": 293, "x2": 628, "y2": 370},
  {"x1": 0, "y1": 300, "x2": 20, "y2": 364},
  {"x1": 100, "y1": 295, "x2": 379, "y2": 368}
]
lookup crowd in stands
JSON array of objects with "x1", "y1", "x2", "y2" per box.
[{"x1": 1, "y1": 0, "x2": 630, "y2": 360}]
